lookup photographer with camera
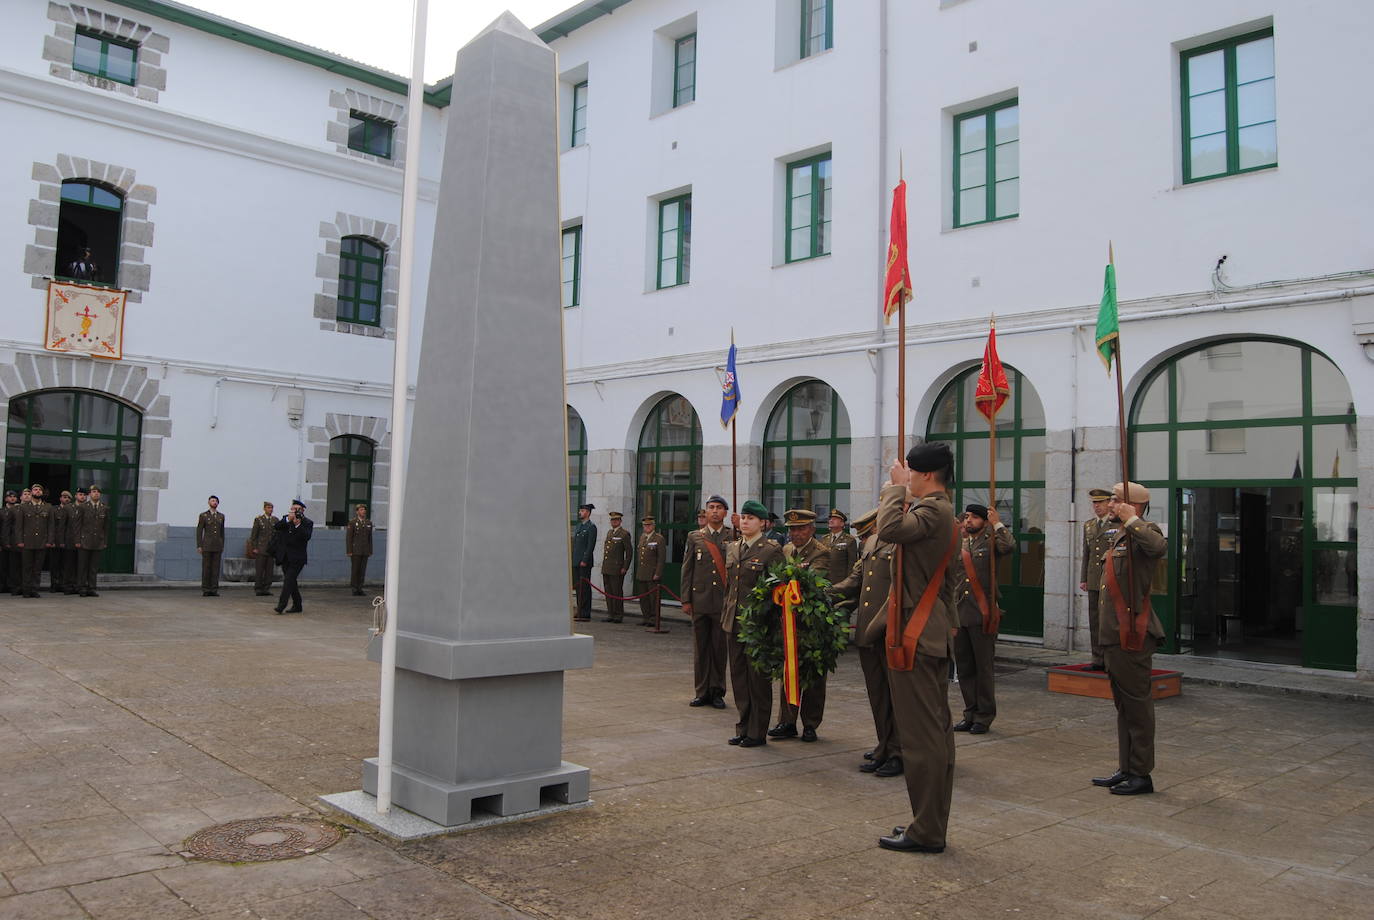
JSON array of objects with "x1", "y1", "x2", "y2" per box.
[{"x1": 272, "y1": 499, "x2": 313, "y2": 614}]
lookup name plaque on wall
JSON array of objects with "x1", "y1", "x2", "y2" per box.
[{"x1": 44, "y1": 280, "x2": 127, "y2": 360}]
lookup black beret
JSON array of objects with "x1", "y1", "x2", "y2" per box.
[
  {"x1": 578, "y1": 502, "x2": 594, "y2": 512},
  {"x1": 965, "y1": 504, "x2": 988, "y2": 520},
  {"x1": 907, "y1": 441, "x2": 953, "y2": 473}
]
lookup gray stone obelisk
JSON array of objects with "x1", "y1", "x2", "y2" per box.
[{"x1": 360, "y1": 13, "x2": 592, "y2": 827}]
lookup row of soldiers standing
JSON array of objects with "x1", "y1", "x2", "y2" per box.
[{"x1": 0, "y1": 483, "x2": 109, "y2": 598}]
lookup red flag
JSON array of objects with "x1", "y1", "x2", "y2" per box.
[
  {"x1": 882, "y1": 180, "x2": 912, "y2": 323},
  {"x1": 974, "y1": 318, "x2": 1010, "y2": 422}
]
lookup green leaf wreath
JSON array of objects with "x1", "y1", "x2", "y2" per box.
[{"x1": 736, "y1": 558, "x2": 848, "y2": 690}]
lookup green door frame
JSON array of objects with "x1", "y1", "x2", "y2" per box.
[
  {"x1": 762, "y1": 380, "x2": 851, "y2": 521},
  {"x1": 636, "y1": 395, "x2": 702, "y2": 595}
]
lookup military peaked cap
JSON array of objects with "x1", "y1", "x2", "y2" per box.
[
  {"x1": 829, "y1": 509, "x2": 848, "y2": 522},
  {"x1": 852, "y1": 508, "x2": 879, "y2": 532},
  {"x1": 784, "y1": 509, "x2": 817, "y2": 526},
  {"x1": 1088, "y1": 488, "x2": 1112, "y2": 502}
]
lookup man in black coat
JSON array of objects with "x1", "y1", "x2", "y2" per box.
[{"x1": 273, "y1": 499, "x2": 313, "y2": 614}]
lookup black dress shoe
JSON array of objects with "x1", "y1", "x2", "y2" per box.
[
  {"x1": 274, "y1": 607, "x2": 285, "y2": 614},
  {"x1": 952, "y1": 720, "x2": 974, "y2": 732},
  {"x1": 287, "y1": 606, "x2": 303, "y2": 613},
  {"x1": 969, "y1": 723, "x2": 989, "y2": 735},
  {"x1": 689, "y1": 697, "x2": 709, "y2": 707},
  {"x1": 203, "y1": 591, "x2": 211, "y2": 597},
  {"x1": 85, "y1": 591, "x2": 99, "y2": 597},
  {"x1": 859, "y1": 760, "x2": 880, "y2": 773},
  {"x1": 727, "y1": 735, "x2": 745, "y2": 745},
  {"x1": 1110, "y1": 774, "x2": 1154, "y2": 795},
  {"x1": 863, "y1": 751, "x2": 875, "y2": 761},
  {"x1": 353, "y1": 590, "x2": 365, "y2": 597},
  {"x1": 800, "y1": 727, "x2": 818, "y2": 742},
  {"x1": 875, "y1": 756, "x2": 904, "y2": 777},
  {"x1": 1091, "y1": 770, "x2": 1129, "y2": 787},
  {"x1": 710, "y1": 697, "x2": 726, "y2": 710},
  {"x1": 878, "y1": 831, "x2": 944, "y2": 853},
  {"x1": 767, "y1": 723, "x2": 797, "y2": 738},
  {"x1": 209, "y1": 591, "x2": 219, "y2": 597},
  {"x1": 739, "y1": 736, "x2": 766, "y2": 747}
]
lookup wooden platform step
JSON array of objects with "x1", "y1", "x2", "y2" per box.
[{"x1": 1047, "y1": 663, "x2": 1182, "y2": 700}]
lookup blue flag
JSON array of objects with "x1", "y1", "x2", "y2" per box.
[{"x1": 720, "y1": 342, "x2": 741, "y2": 428}]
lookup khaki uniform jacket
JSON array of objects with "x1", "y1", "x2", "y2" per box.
[
  {"x1": 76, "y1": 501, "x2": 109, "y2": 550},
  {"x1": 197, "y1": 510, "x2": 225, "y2": 552},
  {"x1": 53, "y1": 503, "x2": 74, "y2": 548},
  {"x1": 601, "y1": 526, "x2": 631, "y2": 574},
  {"x1": 681, "y1": 527, "x2": 734, "y2": 613},
  {"x1": 248, "y1": 514, "x2": 277, "y2": 556},
  {"x1": 873, "y1": 486, "x2": 957, "y2": 658},
  {"x1": 1096, "y1": 516, "x2": 1167, "y2": 647},
  {"x1": 636, "y1": 530, "x2": 666, "y2": 581},
  {"x1": 721, "y1": 536, "x2": 784, "y2": 633},
  {"x1": 19, "y1": 500, "x2": 54, "y2": 547},
  {"x1": 953, "y1": 525, "x2": 1015, "y2": 628},
  {"x1": 829, "y1": 533, "x2": 896, "y2": 648},
  {"x1": 821, "y1": 531, "x2": 860, "y2": 584},
  {"x1": 345, "y1": 518, "x2": 374, "y2": 555},
  {"x1": 782, "y1": 537, "x2": 831, "y2": 572},
  {"x1": 0, "y1": 504, "x2": 13, "y2": 546},
  {"x1": 1080, "y1": 516, "x2": 1112, "y2": 587}
]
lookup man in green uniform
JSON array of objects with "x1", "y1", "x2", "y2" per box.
[
  {"x1": 345, "y1": 504, "x2": 374, "y2": 596},
  {"x1": 634, "y1": 514, "x2": 665, "y2": 627},
  {"x1": 571, "y1": 503, "x2": 597, "y2": 621},
  {"x1": 0, "y1": 490, "x2": 17, "y2": 596},
  {"x1": 952, "y1": 504, "x2": 1014, "y2": 734},
  {"x1": 722, "y1": 499, "x2": 783, "y2": 747},
  {"x1": 1091, "y1": 481, "x2": 1167, "y2": 797},
  {"x1": 829, "y1": 508, "x2": 903, "y2": 777},
  {"x1": 52, "y1": 490, "x2": 76, "y2": 593},
  {"x1": 197, "y1": 495, "x2": 225, "y2": 596},
  {"x1": 770, "y1": 509, "x2": 832, "y2": 741},
  {"x1": 74, "y1": 485, "x2": 109, "y2": 597},
  {"x1": 600, "y1": 511, "x2": 632, "y2": 622},
  {"x1": 248, "y1": 502, "x2": 277, "y2": 595},
  {"x1": 681, "y1": 495, "x2": 733, "y2": 708},
  {"x1": 873, "y1": 442, "x2": 958, "y2": 853},
  {"x1": 1079, "y1": 488, "x2": 1113, "y2": 669},
  {"x1": 822, "y1": 509, "x2": 860, "y2": 586},
  {"x1": 18, "y1": 484, "x2": 55, "y2": 599}
]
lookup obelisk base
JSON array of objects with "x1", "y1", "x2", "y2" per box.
[{"x1": 360, "y1": 758, "x2": 589, "y2": 827}]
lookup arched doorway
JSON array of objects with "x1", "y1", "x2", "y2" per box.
[
  {"x1": 3, "y1": 389, "x2": 140, "y2": 572},
  {"x1": 762, "y1": 380, "x2": 851, "y2": 519},
  {"x1": 567, "y1": 406, "x2": 587, "y2": 522},
  {"x1": 1131, "y1": 338, "x2": 1356, "y2": 670},
  {"x1": 636, "y1": 395, "x2": 701, "y2": 594},
  {"x1": 927, "y1": 365, "x2": 1047, "y2": 637},
  {"x1": 326, "y1": 435, "x2": 375, "y2": 527}
]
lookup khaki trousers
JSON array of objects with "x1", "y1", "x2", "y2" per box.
[
  {"x1": 1104, "y1": 638, "x2": 1157, "y2": 776},
  {"x1": 635, "y1": 580, "x2": 658, "y2": 624},
  {"x1": 350, "y1": 554, "x2": 369, "y2": 591},
  {"x1": 602, "y1": 571, "x2": 624, "y2": 620},
  {"x1": 953, "y1": 625, "x2": 998, "y2": 726},
  {"x1": 727, "y1": 631, "x2": 772, "y2": 740},
  {"x1": 201, "y1": 551, "x2": 221, "y2": 590},
  {"x1": 692, "y1": 610, "x2": 727, "y2": 699},
  {"x1": 777, "y1": 678, "x2": 827, "y2": 731},
  {"x1": 857, "y1": 645, "x2": 900, "y2": 761},
  {"x1": 888, "y1": 652, "x2": 956, "y2": 848},
  {"x1": 77, "y1": 548, "x2": 100, "y2": 593},
  {"x1": 1087, "y1": 592, "x2": 1105, "y2": 666},
  {"x1": 254, "y1": 553, "x2": 275, "y2": 593},
  {"x1": 21, "y1": 548, "x2": 46, "y2": 594}
]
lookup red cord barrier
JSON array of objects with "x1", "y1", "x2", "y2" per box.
[{"x1": 578, "y1": 577, "x2": 684, "y2": 604}]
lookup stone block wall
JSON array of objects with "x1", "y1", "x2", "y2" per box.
[
  {"x1": 314, "y1": 213, "x2": 399, "y2": 339},
  {"x1": 43, "y1": 2, "x2": 171, "y2": 105}
]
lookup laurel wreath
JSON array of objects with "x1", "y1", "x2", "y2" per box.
[{"x1": 735, "y1": 558, "x2": 848, "y2": 689}]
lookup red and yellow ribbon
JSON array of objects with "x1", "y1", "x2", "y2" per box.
[{"x1": 773, "y1": 579, "x2": 802, "y2": 706}]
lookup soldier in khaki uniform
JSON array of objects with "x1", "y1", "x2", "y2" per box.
[
  {"x1": 634, "y1": 515, "x2": 666, "y2": 627},
  {"x1": 600, "y1": 511, "x2": 632, "y2": 622},
  {"x1": 74, "y1": 486, "x2": 109, "y2": 597},
  {"x1": 197, "y1": 495, "x2": 226, "y2": 596},
  {"x1": 829, "y1": 508, "x2": 903, "y2": 777},
  {"x1": 770, "y1": 509, "x2": 832, "y2": 741},
  {"x1": 822, "y1": 509, "x2": 860, "y2": 586},
  {"x1": 248, "y1": 502, "x2": 277, "y2": 595},
  {"x1": 18, "y1": 484, "x2": 55, "y2": 598},
  {"x1": 51, "y1": 490, "x2": 76, "y2": 593},
  {"x1": 681, "y1": 495, "x2": 733, "y2": 708},
  {"x1": 1091, "y1": 481, "x2": 1167, "y2": 797},
  {"x1": 722, "y1": 499, "x2": 783, "y2": 747},
  {"x1": 952, "y1": 504, "x2": 1014, "y2": 734},
  {"x1": 1079, "y1": 488, "x2": 1114, "y2": 669},
  {"x1": 345, "y1": 504, "x2": 374, "y2": 595},
  {"x1": 0, "y1": 490, "x2": 17, "y2": 595},
  {"x1": 872, "y1": 443, "x2": 958, "y2": 853}
]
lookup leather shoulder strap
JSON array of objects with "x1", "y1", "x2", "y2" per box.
[
  {"x1": 887, "y1": 526, "x2": 959, "y2": 671},
  {"x1": 703, "y1": 536, "x2": 728, "y2": 584}
]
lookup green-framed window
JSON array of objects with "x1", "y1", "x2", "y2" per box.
[
  {"x1": 567, "y1": 406, "x2": 587, "y2": 521},
  {"x1": 328, "y1": 436, "x2": 374, "y2": 527},
  {"x1": 73, "y1": 28, "x2": 138, "y2": 85},
  {"x1": 1130, "y1": 339, "x2": 1355, "y2": 670},
  {"x1": 786, "y1": 153, "x2": 832, "y2": 263},
  {"x1": 954, "y1": 99, "x2": 1019, "y2": 227},
  {"x1": 927, "y1": 365, "x2": 1046, "y2": 637},
  {"x1": 571, "y1": 81, "x2": 588, "y2": 146},
  {"x1": 656, "y1": 194, "x2": 691, "y2": 289},
  {"x1": 763, "y1": 381, "x2": 851, "y2": 521},
  {"x1": 637, "y1": 395, "x2": 702, "y2": 593},
  {"x1": 674, "y1": 34, "x2": 696, "y2": 107},
  {"x1": 3, "y1": 389, "x2": 141, "y2": 573},
  {"x1": 338, "y1": 236, "x2": 384, "y2": 326},
  {"x1": 801, "y1": 0, "x2": 833, "y2": 59},
  {"x1": 348, "y1": 111, "x2": 394, "y2": 158},
  {"x1": 1181, "y1": 29, "x2": 1276, "y2": 183},
  {"x1": 561, "y1": 225, "x2": 582, "y2": 308},
  {"x1": 57, "y1": 180, "x2": 122, "y2": 288}
]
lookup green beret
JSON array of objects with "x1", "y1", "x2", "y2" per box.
[{"x1": 740, "y1": 500, "x2": 769, "y2": 519}]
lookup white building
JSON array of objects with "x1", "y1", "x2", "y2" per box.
[{"x1": 3, "y1": 0, "x2": 1372, "y2": 677}]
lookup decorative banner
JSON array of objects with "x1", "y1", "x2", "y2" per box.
[
  {"x1": 45, "y1": 281, "x2": 127, "y2": 360},
  {"x1": 772, "y1": 578, "x2": 802, "y2": 706},
  {"x1": 974, "y1": 317, "x2": 1010, "y2": 422}
]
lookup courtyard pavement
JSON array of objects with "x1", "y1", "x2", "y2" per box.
[{"x1": 0, "y1": 587, "x2": 1371, "y2": 919}]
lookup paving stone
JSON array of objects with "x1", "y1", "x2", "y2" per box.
[
  {"x1": 67, "y1": 871, "x2": 198, "y2": 918},
  {"x1": 6, "y1": 846, "x2": 182, "y2": 893}
]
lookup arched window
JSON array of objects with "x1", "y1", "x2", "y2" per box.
[
  {"x1": 567, "y1": 406, "x2": 587, "y2": 520},
  {"x1": 338, "y1": 237, "x2": 385, "y2": 326},
  {"x1": 1131, "y1": 338, "x2": 1356, "y2": 670},
  {"x1": 636, "y1": 395, "x2": 701, "y2": 592},
  {"x1": 927, "y1": 365, "x2": 1046, "y2": 637},
  {"x1": 328, "y1": 436, "x2": 374, "y2": 526},
  {"x1": 57, "y1": 180, "x2": 122, "y2": 287},
  {"x1": 763, "y1": 381, "x2": 851, "y2": 519}
]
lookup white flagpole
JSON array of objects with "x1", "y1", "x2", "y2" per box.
[{"x1": 377, "y1": 0, "x2": 428, "y2": 815}]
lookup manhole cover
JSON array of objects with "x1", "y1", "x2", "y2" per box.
[{"x1": 184, "y1": 816, "x2": 342, "y2": 862}]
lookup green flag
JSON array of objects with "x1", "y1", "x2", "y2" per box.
[{"x1": 1095, "y1": 260, "x2": 1118, "y2": 374}]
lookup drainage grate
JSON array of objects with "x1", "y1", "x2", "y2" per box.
[{"x1": 184, "y1": 816, "x2": 343, "y2": 862}]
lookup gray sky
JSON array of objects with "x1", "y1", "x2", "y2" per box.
[{"x1": 189, "y1": 0, "x2": 577, "y2": 83}]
